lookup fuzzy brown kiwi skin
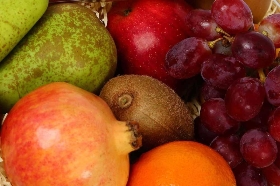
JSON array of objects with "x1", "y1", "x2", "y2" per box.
[{"x1": 99, "y1": 74, "x2": 194, "y2": 153}]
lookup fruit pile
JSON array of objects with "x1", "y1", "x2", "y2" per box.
[
  {"x1": 164, "y1": 0, "x2": 280, "y2": 185},
  {"x1": 1, "y1": 0, "x2": 280, "y2": 185}
]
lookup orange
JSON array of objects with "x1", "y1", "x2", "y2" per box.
[{"x1": 127, "y1": 141, "x2": 236, "y2": 186}]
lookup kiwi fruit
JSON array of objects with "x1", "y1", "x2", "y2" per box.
[{"x1": 99, "y1": 74, "x2": 194, "y2": 153}]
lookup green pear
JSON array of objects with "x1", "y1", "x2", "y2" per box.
[
  {"x1": 0, "y1": 3, "x2": 117, "y2": 113},
  {"x1": 0, "y1": 0, "x2": 48, "y2": 62}
]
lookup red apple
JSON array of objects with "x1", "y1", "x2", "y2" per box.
[
  {"x1": 1, "y1": 82, "x2": 141, "y2": 186},
  {"x1": 107, "y1": 0, "x2": 193, "y2": 94}
]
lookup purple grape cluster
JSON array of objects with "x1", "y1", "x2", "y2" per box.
[{"x1": 164, "y1": 0, "x2": 280, "y2": 185}]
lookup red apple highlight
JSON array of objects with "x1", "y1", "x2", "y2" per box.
[
  {"x1": 1, "y1": 82, "x2": 142, "y2": 186},
  {"x1": 107, "y1": 0, "x2": 193, "y2": 94}
]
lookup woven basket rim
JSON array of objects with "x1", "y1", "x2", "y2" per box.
[
  {"x1": 267, "y1": 0, "x2": 280, "y2": 15},
  {"x1": 82, "y1": 0, "x2": 280, "y2": 25}
]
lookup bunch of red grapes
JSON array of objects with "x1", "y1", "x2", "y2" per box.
[{"x1": 164, "y1": 0, "x2": 280, "y2": 185}]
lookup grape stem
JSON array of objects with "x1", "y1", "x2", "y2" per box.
[
  {"x1": 258, "y1": 68, "x2": 266, "y2": 83},
  {"x1": 210, "y1": 27, "x2": 234, "y2": 47},
  {"x1": 261, "y1": 30, "x2": 268, "y2": 37},
  {"x1": 215, "y1": 27, "x2": 231, "y2": 37},
  {"x1": 207, "y1": 37, "x2": 223, "y2": 49}
]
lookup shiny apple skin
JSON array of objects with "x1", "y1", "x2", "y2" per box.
[
  {"x1": 107, "y1": 0, "x2": 193, "y2": 95},
  {"x1": 1, "y1": 82, "x2": 131, "y2": 186}
]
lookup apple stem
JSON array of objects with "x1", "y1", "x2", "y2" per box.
[{"x1": 123, "y1": 9, "x2": 132, "y2": 16}]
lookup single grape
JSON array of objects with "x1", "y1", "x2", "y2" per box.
[
  {"x1": 194, "y1": 116, "x2": 218, "y2": 145},
  {"x1": 258, "y1": 13, "x2": 280, "y2": 48},
  {"x1": 211, "y1": 0, "x2": 253, "y2": 35},
  {"x1": 200, "y1": 98, "x2": 240, "y2": 135},
  {"x1": 165, "y1": 37, "x2": 212, "y2": 79},
  {"x1": 242, "y1": 100, "x2": 274, "y2": 131},
  {"x1": 267, "y1": 106, "x2": 280, "y2": 142},
  {"x1": 233, "y1": 161, "x2": 268, "y2": 186},
  {"x1": 231, "y1": 31, "x2": 275, "y2": 69},
  {"x1": 210, "y1": 134, "x2": 243, "y2": 169},
  {"x1": 262, "y1": 163, "x2": 280, "y2": 186},
  {"x1": 240, "y1": 128, "x2": 278, "y2": 168},
  {"x1": 200, "y1": 81, "x2": 226, "y2": 102},
  {"x1": 185, "y1": 9, "x2": 220, "y2": 40},
  {"x1": 275, "y1": 142, "x2": 280, "y2": 168},
  {"x1": 201, "y1": 53, "x2": 246, "y2": 90},
  {"x1": 265, "y1": 65, "x2": 280, "y2": 107},
  {"x1": 225, "y1": 77, "x2": 266, "y2": 121},
  {"x1": 212, "y1": 38, "x2": 232, "y2": 56}
]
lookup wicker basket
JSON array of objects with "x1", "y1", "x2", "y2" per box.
[
  {"x1": 0, "y1": 0, "x2": 280, "y2": 185},
  {"x1": 270, "y1": 0, "x2": 280, "y2": 14},
  {"x1": 80, "y1": 0, "x2": 280, "y2": 25}
]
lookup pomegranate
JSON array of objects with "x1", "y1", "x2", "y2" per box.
[{"x1": 0, "y1": 82, "x2": 142, "y2": 186}]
